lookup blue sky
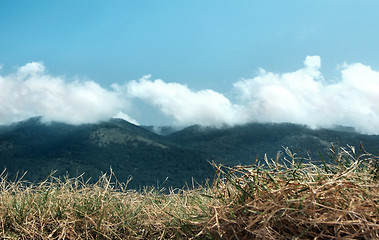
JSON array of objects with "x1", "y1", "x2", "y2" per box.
[{"x1": 1, "y1": 1, "x2": 379, "y2": 133}]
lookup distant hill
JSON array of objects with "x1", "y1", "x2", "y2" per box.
[
  {"x1": 166, "y1": 123, "x2": 379, "y2": 165},
  {"x1": 0, "y1": 117, "x2": 378, "y2": 188},
  {"x1": 141, "y1": 125, "x2": 180, "y2": 136},
  {"x1": 0, "y1": 117, "x2": 213, "y2": 188}
]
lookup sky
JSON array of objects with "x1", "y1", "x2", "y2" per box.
[{"x1": 0, "y1": 0, "x2": 379, "y2": 134}]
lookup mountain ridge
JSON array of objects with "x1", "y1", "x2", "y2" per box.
[
  {"x1": 0, "y1": 117, "x2": 377, "y2": 188},
  {"x1": 0, "y1": 117, "x2": 214, "y2": 188},
  {"x1": 165, "y1": 122, "x2": 379, "y2": 165}
]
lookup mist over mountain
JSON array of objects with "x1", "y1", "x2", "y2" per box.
[{"x1": 0, "y1": 117, "x2": 377, "y2": 189}]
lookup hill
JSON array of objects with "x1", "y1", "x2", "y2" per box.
[
  {"x1": 166, "y1": 123, "x2": 379, "y2": 165},
  {"x1": 0, "y1": 117, "x2": 378, "y2": 188},
  {"x1": 0, "y1": 117, "x2": 213, "y2": 188}
]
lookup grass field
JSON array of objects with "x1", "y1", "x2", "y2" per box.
[{"x1": 0, "y1": 145, "x2": 378, "y2": 239}]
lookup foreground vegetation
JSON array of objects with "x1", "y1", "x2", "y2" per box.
[{"x1": 0, "y1": 145, "x2": 378, "y2": 239}]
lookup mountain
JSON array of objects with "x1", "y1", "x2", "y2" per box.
[
  {"x1": 0, "y1": 118, "x2": 378, "y2": 189},
  {"x1": 166, "y1": 123, "x2": 379, "y2": 165},
  {"x1": 0, "y1": 117, "x2": 214, "y2": 189},
  {"x1": 142, "y1": 125, "x2": 180, "y2": 136}
]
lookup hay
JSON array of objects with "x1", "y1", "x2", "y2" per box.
[{"x1": 200, "y1": 145, "x2": 379, "y2": 239}]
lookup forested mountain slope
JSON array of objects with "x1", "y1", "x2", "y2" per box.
[
  {"x1": 0, "y1": 117, "x2": 377, "y2": 188},
  {"x1": 0, "y1": 117, "x2": 213, "y2": 188}
]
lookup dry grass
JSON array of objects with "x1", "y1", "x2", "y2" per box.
[
  {"x1": 0, "y1": 145, "x2": 378, "y2": 239},
  {"x1": 203, "y1": 145, "x2": 379, "y2": 239},
  {"x1": 0, "y1": 171, "x2": 217, "y2": 239}
]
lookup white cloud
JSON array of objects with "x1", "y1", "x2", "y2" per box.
[
  {"x1": 2, "y1": 57, "x2": 379, "y2": 135},
  {"x1": 126, "y1": 75, "x2": 243, "y2": 127},
  {"x1": 233, "y1": 55, "x2": 326, "y2": 125},
  {"x1": 0, "y1": 62, "x2": 136, "y2": 125},
  {"x1": 125, "y1": 56, "x2": 379, "y2": 134},
  {"x1": 234, "y1": 56, "x2": 379, "y2": 134},
  {"x1": 113, "y1": 111, "x2": 139, "y2": 125}
]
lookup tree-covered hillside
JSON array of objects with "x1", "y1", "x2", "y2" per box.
[
  {"x1": 166, "y1": 123, "x2": 379, "y2": 165},
  {"x1": 0, "y1": 117, "x2": 378, "y2": 189},
  {"x1": 0, "y1": 118, "x2": 214, "y2": 188}
]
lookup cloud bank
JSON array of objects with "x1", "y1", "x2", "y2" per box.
[
  {"x1": 126, "y1": 75, "x2": 243, "y2": 127},
  {"x1": 0, "y1": 62, "x2": 137, "y2": 125},
  {"x1": 233, "y1": 56, "x2": 379, "y2": 134},
  {"x1": 126, "y1": 56, "x2": 379, "y2": 134},
  {"x1": 1, "y1": 56, "x2": 379, "y2": 134}
]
